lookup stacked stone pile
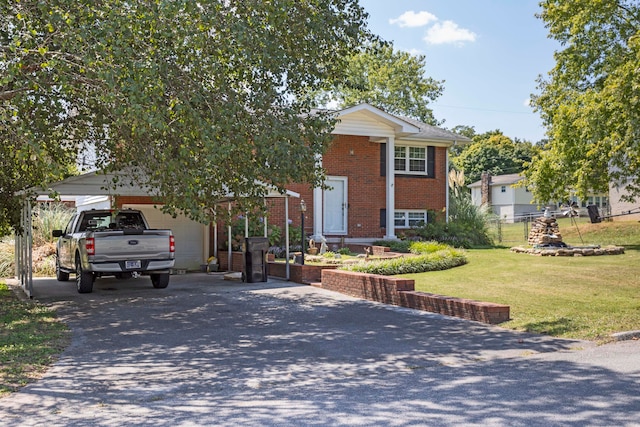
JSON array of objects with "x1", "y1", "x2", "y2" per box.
[
  {"x1": 511, "y1": 245, "x2": 625, "y2": 256},
  {"x1": 528, "y1": 216, "x2": 563, "y2": 246}
]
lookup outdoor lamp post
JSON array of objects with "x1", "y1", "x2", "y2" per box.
[{"x1": 300, "y1": 199, "x2": 306, "y2": 265}]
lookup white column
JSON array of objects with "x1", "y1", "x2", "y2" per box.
[
  {"x1": 312, "y1": 154, "x2": 324, "y2": 241},
  {"x1": 385, "y1": 137, "x2": 396, "y2": 239},
  {"x1": 312, "y1": 186, "x2": 323, "y2": 240},
  {"x1": 445, "y1": 148, "x2": 450, "y2": 223}
]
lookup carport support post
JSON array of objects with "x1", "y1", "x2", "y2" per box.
[
  {"x1": 19, "y1": 198, "x2": 33, "y2": 298},
  {"x1": 227, "y1": 202, "x2": 232, "y2": 272},
  {"x1": 285, "y1": 197, "x2": 290, "y2": 280}
]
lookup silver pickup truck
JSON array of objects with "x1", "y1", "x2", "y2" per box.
[{"x1": 52, "y1": 209, "x2": 175, "y2": 293}]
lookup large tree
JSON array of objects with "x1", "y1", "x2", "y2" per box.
[
  {"x1": 316, "y1": 40, "x2": 444, "y2": 125},
  {"x1": 527, "y1": 0, "x2": 640, "y2": 204},
  {"x1": 1, "y1": 0, "x2": 371, "y2": 232},
  {"x1": 452, "y1": 130, "x2": 538, "y2": 185}
]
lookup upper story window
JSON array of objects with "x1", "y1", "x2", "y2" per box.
[
  {"x1": 501, "y1": 186, "x2": 506, "y2": 193},
  {"x1": 394, "y1": 146, "x2": 426, "y2": 174}
]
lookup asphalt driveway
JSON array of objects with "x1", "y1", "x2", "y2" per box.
[{"x1": 2, "y1": 274, "x2": 640, "y2": 426}]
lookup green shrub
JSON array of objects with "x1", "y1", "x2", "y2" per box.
[
  {"x1": 32, "y1": 204, "x2": 74, "y2": 246},
  {"x1": 408, "y1": 241, "x2": 451, "y2": 254},
  {"x1": 0, "y1": 240, "x2": 14, "y2": 278},
  {"x1": 341, "y1": 248, "x2": 467, "y2": 275},
  {"x1": 372, "y1": 239, "x2": 411, "y2": 253},
  {"x1": 341, "y1": 240, "x2": 467, "y2": 275}
]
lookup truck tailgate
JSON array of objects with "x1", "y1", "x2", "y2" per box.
[{"x1": 91, "y1": 231, "x2": 173, "y2": 262}]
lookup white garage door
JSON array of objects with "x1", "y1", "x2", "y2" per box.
[{"x1": 123, "y1": 204, "x2": 206, "y2": 271}]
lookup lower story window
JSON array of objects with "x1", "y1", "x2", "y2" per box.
[{"x1": 394, "y1": 210, "x2": 427, "y2": 228}]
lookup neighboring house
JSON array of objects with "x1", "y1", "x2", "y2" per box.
[
  {"x1": 469, "y1": 172, "x2": 610, "y2": 222},
  {"x1": 469, "y1": 173, "x2": 538, "y2": 222},
  {"x1": 608, "y1": 180, "x2": 640, "y2": 221},
  {"x1": 278, "y1": 103, "x2": 471, "y2": 245}
]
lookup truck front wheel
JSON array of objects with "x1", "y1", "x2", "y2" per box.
[
  {"x1": 56, "y1": 255, "x2": 69, "y2": 282},
  {"x1": 75, "y1": 255, "x2": 94, "y2": 293},
  {"x1": 150, "y1": 273, "x2": 170, "y2": 289}
]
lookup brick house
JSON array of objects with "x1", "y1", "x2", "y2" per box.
[
  {"x1": 276, "y1": 103, "x2": 471, "y2": 246},
  {"x1": 41, "y1": 103, "x2": 469, "y2": 271}
]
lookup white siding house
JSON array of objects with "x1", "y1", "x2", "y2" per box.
[
  {"x1": 469, "y1": 173, "x2": 539, "y2": 222},
  {"x1": 470, "y1": 173, "x2": 611, "y2": 222}
]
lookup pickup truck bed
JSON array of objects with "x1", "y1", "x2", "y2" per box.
[{"x1": 53, "y1": 209, "x2": 175, "y2": 293}]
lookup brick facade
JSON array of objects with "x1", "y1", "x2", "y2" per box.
[{"x1": 258, "y1": 134, "x2": 449, "y2": 242}]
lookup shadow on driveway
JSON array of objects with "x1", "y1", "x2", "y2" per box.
[{"x1": 2, "y1": 273, "x2": 639, "y2": 426}]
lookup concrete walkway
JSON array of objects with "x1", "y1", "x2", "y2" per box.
[{"x1": 2, "y1": 274, "x2": 639, "y2": 426}]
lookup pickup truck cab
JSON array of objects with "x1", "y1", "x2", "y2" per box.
[{"x1": 52, "y1": 209, "x2": 175, "y2": 293}]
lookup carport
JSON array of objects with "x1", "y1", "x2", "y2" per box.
[{"x1": 16, "y1": 169, "x2": 299, "y2": 297}]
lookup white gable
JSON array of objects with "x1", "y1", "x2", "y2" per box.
[{"x1": 332, "y1": 103, "x2": 420, "y2": 139}]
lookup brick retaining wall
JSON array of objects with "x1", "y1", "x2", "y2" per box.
[
  {"x1": 268, "y1": 262, "x2": 339, "y2": 284},
  {"x1": 320, "y1": 269, "x2": 510, "y2": 324}
]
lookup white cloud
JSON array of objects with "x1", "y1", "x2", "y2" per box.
[
  {"x1": 524, "y1": 98, "x2": 532, "y2": 107},
  {"x1": 389, "y1": 11, "x2": 437, "y2": 28},
  {"x1": 424, "y1": 20, "x2": 477, "y2": 45}
]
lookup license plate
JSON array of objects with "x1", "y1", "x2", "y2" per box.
[{"x1": 125, "y1": 260, "x2": 141, "y2": 269}]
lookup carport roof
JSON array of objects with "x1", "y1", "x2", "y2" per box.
[{"x1": 31, "y1": 169, "x2": 300, "y2": 200}]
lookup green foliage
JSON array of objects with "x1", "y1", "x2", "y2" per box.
[
  {"x1": 452, "y1": 130, "x2": 538, "y2": 186},
  {"x1": 32, "y1": 204, "x2": 74, "y2": 247},
  {"x1": 372, "y1": 239, "x2": 411, "y2": 253},
  {"x1": 528, "y1": 0, "x2": 640, "y2": 203},
  {"x1": 227, "y1": 216, "x2": 282, "y2": 250},
  {"x1": 0, "y1": 239, "x2": 13, "y2": 278},
  {"x1": 341, "y1": 243, "x2": 467, "y2": 275},
  {"x1": 408, "y1": 241, "x2": 451, "y2": 254},
  {"x1": 1, "y1": 0, "x2": 372, "y2": 234},
  {"x1": 316, "y1": 40, "x2": 444, "y2": 125},
  {"x1": 337, "y1": 247, "x2": 352, "y2": 255},
  {"x1": 411, "y1": 175, "x2": 493, "y2": 248}
]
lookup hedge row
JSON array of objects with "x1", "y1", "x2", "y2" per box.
[{"x1": 340, "y1": 242, "x2": 468, "y2": 275}]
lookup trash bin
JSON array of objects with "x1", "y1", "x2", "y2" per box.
[{"x1": 242, "y1": 237, "x2": 269, "y2": 283}]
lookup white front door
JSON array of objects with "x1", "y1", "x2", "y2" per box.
[{"x1": 323, "y1": 177, "x2": 348, "y2": 234}]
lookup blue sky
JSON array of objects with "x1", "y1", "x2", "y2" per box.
[{"x1": 359, "y1": 0, "x2": 559, "y2": 143}]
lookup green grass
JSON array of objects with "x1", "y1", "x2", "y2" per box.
[
  {"x1": 0, "y1": 283, "x2": 69, "y2": 397},
  {"x1": 404, "y1": 220, "x2": 640, "y2": 342}
]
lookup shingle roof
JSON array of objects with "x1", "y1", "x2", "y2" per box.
[
  {"x1": 468, "y1": 173, "x2": 524, "y2": 188},
  {"x1": 393, "y1": 115, "x2": 473, "y2": 143}
]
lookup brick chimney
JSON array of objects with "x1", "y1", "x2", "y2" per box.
[{"x1": 481, "y1": 172, "x2": 491, "y2": 206}]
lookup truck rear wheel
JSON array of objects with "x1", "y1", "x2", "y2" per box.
[
  {"x1": 150, "y1": 273, "x2": 170, "y2": 289},
  {"x1": 75, "y1": 255, "x2": 94, "y2": 293},
  {"x1": 56, "y1": 255, "x2": 69, "y2": 282}
]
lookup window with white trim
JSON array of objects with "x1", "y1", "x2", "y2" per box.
[
  {"x1": 394, "y1": 210, "x2": 427, "y2": 228},
  {"x1": 394, "y1": 146, "x2": 426, "y2": 174}
]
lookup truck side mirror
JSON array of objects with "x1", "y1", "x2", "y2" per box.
[{"x1": 52, "y1": 230, "x2": 63, "y2": 238}]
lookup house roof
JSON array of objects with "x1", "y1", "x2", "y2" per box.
[
  {"x1": 333, "y1": 103, "x2": 472, "y2": 145},
  {"x1": 30, "y1": 169, "x2": 300, "y2": 200},
  {"x1": 468, "y1": 173, "x2": 524, "y2": 188},
  {"x1": 392, "y1": 115, "x2": 473, "y2": 144}
]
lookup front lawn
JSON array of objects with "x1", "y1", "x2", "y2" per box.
[
  {"x1": 0, "y1": 283, "x2": 69, "y2": 397},
  {"x1": 403, "y1": 220, "x2": 640, "y2": 342}
]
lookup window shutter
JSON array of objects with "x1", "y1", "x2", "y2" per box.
[
  {"x1": 380, "y1": 143, "x2": 386, "y2": 176},
  {"x1": 380, "y1": 209, "x2": 386, "y2": 228},
  {"x1": 427, "y1": 146, "x2": 435, "y2": 178}
]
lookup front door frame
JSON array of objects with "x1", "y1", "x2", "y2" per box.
[{"x1": 323, "y1": 176, "x2": 348, "y2": 235}]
